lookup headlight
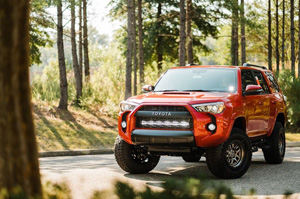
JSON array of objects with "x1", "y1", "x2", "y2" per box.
[
  {"x1": 120, "y1": 101, "x2": 139, "y2": 113},
  {"x1": 192, "y1": 102, "x2": 225, "y2": 114}
]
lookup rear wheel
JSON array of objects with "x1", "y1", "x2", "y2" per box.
[
  {"x1": 114, "y1": 136, "x2": 160, "y2": 174},
  {"x1": 263, "y1": 122, "x2": 285, "y2": 164},
  {"x1": 206, "y1": 128, "x2": 252, "y2": 179}
]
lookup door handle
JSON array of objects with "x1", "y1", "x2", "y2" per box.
[{"x1": 259, "y1": 101, "x2": 262, "y2": 105}]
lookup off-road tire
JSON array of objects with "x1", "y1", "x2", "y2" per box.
[
  {"x1": 206, "y1": 128, "x2": 252, "y2": 179},
  {"x1": 263, "y1": 122, "x2": 285, "y2": 164},
  {"x1": 114, "y1": 136, "x2": 160, "y2": 174}
]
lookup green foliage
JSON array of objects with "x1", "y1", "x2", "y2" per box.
[
  {"x1": 112, "y1": 176, "x2": 235, "y2": 199},
  {"x1": 31, "y1": 42, "x2": 128, "y2": 116},
  {"x1": 43, "y1": 181, "x2": 72, "y2": 199},
  {"x1": 115, "y1": 182, "x2": 136, "y2": 199},
  {"x1": 32, "y1": 61, "x2": 61, "y2": 102},
  {"x1": 30, "y1": 0, "x2": 54, "y2": 65},
  {"x1": 0, "y1": 187, "x2": 28, "y2": 199},
  {"x1": 277, "y1": 70, "x2": 300, "y2": 128},
  {"x1": 110, "y1": 0, "x2": 221, "y2": 69}
]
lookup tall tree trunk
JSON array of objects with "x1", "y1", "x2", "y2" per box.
[
  {"x1": 71, "y1": 0, "x2": 82, "y2": 104},
  {"x1": 298, "y1": 0, "x2": 300, "y2": 77},
  {"x1": 186, "y1": 0, "x2": 193, "y2": 64},
  {"x1": 138, "y1": 0, "x2": 144, "y2": 85},
  {"x1": 282, "y1": 0, "x2": 285, "y2": 69},
  {"x1": 79, "y1": 0, "x2": 83, "y2": 79},
  {"x1": 156, "y1": 2, "x2": 163, "y2": 72},
  {"x1": 241, "y1": 0, "x2": 246, "y2": 64},
  {"x1": 231, "y1": 0, "x2": 239, "y2": 66},
  {"x1": 291, "y1": 0, "x2": 295, "y2": 77},
  {"x1": 179, "y1": 0, "x2": 186, "y2": 66},
  {"x1": 133, "y1": 0, "x2": 138, "y2": 95},
  {"x1": 276, "y1": 0, "x2": 280, "y2": 71},
  {"x1": 83, "y1": 0, "x2": 90, "y2": 80},
  {"x1": 125, "y1": 0, "x2": 133, "y2": 99},
  {"x1": 0, "y1": 0, "x2": 42, "y2": 197},
  {"x1": 268, "y1": 0, "x2": 273, "y2": 70},
  {"x1": 57, "y1": 0, "x2": 68, "y2": 110}
]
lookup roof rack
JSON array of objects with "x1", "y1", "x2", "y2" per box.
[
  {"x1": 242, "y1": 63, "x2": 267, "y2": 70},
  {"x1": 186, "y1": 63, "x2": 198, "y2": 66}
]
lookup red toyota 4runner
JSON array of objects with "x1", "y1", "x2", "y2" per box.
[{"x1": 114, "y1": 63, "x2": 287, "y2": 179}]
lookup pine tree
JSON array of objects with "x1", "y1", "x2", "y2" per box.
[
  {"x1": 83, "y1": 0, "x2": 90, "y2": 80},
  {"x1": 71, "y1": 0, "x2": 82, "y2": 104},
  {"x1": 186, "y1": 0, "x2": 193, "y2": 64},
  {"x1": 179, "y1": 0, "x2": 186, "y2": 66},
  {"x1": 241, "y1": 0, "x2": 246, "y2": 64},
  {"x1": 291, "y1": 0, "x2": 295, "y2": 77},
  {"x1": 125, "y1": 0, "x2": 134, "y2": 99},
  {"x1": 133, "y1": 0, "x2": 138, "y2": 95},
  {"x1": 276, "y1": 0, "x2": 280, "y2": 71},
  {"x1": 57, "y1": 0, "x2": 68, "y2": 110},
  {"x1": 268, "y1": 0, "x2": 273, "y2": 70},
  {"x1": 0, "y1": 0, "x2": 42, "y2": 197},
  {"x1": 138, "y1": 0, "x2": 144, "y2": 85},
  {"x1": 282, "y1": 0, "x2": 285, "y2": 69}
]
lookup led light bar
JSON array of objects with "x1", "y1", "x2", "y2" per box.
[{"x1": 140, "y1": 120, "x2": 190, "y2": 128}]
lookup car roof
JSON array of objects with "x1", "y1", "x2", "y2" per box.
[{"x1": 170, "y1": 65, "x2": 270, "y2": 72}]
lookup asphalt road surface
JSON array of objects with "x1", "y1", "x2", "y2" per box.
[{"x1": 40, "y1": 147, "x2": 300, "y2": 199}]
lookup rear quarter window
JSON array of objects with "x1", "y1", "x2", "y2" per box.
[{"x1": 264, "y1": 72, "x2": 280, "y2": 92}]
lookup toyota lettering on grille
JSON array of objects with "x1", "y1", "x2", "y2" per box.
[{"x1": 152, "y1": 111, "x2": 172, "y2": 116}]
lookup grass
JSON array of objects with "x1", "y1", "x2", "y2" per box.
[
  {"x1": 33, "y1": 101, "x2": 300, "y2": 152},
  {"x1": 33, "y1": 102, "x2": 118, "y2": 152},
  {"x1": 286, "y1": 133, "x2": 300, "y2": 142}
]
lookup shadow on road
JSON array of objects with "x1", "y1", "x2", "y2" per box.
[
  {"x1": 124, "y1": 158, "x2": 300, "y2": 195},
  {"x1": 40, "y1": 149, "x2": 300, "y2": 196}
]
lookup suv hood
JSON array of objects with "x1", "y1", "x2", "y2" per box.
[{"x1": 128, "y1": 92, "x2": 233, "y2": 105}]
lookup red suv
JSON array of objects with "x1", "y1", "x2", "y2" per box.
[{"x1": 114, "y1": 63, "x2": 287, "y2": 179}]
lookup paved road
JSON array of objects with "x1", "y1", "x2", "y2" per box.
[{"x1": 40, "y1": 147, "x2": 300, "y2": 199}]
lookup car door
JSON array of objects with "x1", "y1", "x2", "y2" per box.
[
  {"x1": 264, "y1": 71, "x2": 282, "y2": 131},
  {"x1": 241, "y1": 70, "x2": 271, "y2": 137}
]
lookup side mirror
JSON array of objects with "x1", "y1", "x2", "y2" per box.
[
  {"x1": 142, "y1": 85, "x2": 154, "y2": 93},
  {"x1": 244, "y1": 85, "x2": 263, "y2": 95}
]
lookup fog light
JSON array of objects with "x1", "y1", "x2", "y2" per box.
[
  {"x1": 121, "y1": 121, "x2": 127, "y2": 128},
  {"x1": 208, "y1": 123, "x2": 216, "y2": 131}
]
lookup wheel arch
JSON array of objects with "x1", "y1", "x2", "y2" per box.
[
  {"x1": 232, "y1": 117, "x2": 246, "y2": 133},
  {"x1": 276, "y1": 112, "x2": 285, "y2": 127}
]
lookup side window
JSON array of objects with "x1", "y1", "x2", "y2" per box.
[
  {"x1": 241, "y1": 70, "x2": 256, "y2": 91},
  {"x1": 265, "y1": 72, "x2": 280, "y2": 92},
  {"x1": 253, "y1": 71, "x2": 270, "y2": 94}
]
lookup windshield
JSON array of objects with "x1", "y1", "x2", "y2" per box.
[{"x1": 154, "y1": 68, "x2": 237, "y2": 93}]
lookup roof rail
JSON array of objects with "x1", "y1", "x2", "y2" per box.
[
  {"x1": 186, "y1": 63, "x2": 198, "y2": 66},
  {"x1": 242, "y1": 63, "x2": 267, "y2": 70}
]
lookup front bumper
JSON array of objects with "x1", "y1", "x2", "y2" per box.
[
  {"x1": 118, "y1": 103, "x2": 233, "y2": 148},
  {"x1": 131, "y1": 129, "x2": 195, "y2": 146}
]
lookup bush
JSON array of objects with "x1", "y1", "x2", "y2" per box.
[
  {"x1": 32, "y1": 61, "x2": 61, "y2": 102},
  {"x1": 277, "y1": 70, "x2": 300, "y2": 130},
  {"x1": 112, "y1": 176, "x2": 235, "y2": 199}
]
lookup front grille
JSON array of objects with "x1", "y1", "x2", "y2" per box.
[
  {"x1": 138, "y1": 106, "x2": 187, "y2": 112},
  {"x1": 135, "y1": 106, "x2": 193, "y2": 130}
]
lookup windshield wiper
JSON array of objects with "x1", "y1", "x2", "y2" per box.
[{"x1": 182, "y1": 89, "x2": 214, "y2": 92}]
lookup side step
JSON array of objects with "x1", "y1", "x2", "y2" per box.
[{"x1": 251, "y1": 139, "x2": 271, "y2": 152}]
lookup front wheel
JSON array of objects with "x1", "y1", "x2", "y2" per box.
[
  {"x1": 114, "y1": 136, "x2": 160, "y2": 174},
  {"x1": 263, "y1": 122, "x2": 285, "y2": 164},
  {"x1": 206, "y1": 128, "x2": 252, "y2": 179}
]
